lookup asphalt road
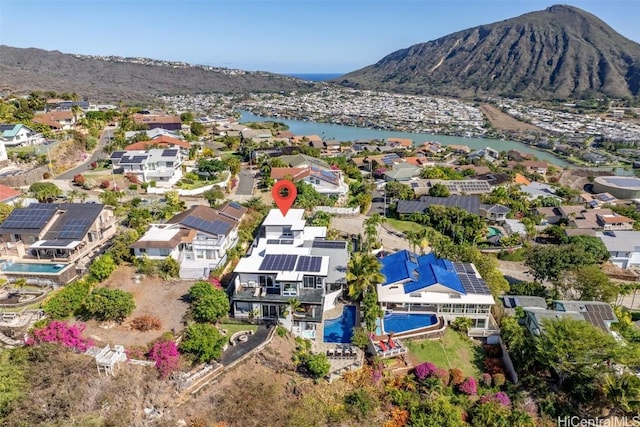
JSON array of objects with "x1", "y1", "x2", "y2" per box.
[
  {"x1": 236, "y1": 166, "x2": 254, "y2": 196},
  {"x1": 57, "y1": 126, "x2": 115, "y2": 180}
]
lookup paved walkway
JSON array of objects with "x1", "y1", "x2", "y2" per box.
[{"x1": 220, "y1": 324, "x2": 272, "y2": 366}]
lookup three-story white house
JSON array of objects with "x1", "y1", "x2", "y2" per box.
[{"x1": 231, "y1": 209, "x2": 348, "y2": 339}]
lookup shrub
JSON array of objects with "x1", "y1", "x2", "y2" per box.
[
  {"x1": 89, "y1": 253, "x2": 117, "y2": 281},
  {"x1": 180, "y1": 323, "x2": 226, "y2": 362},
  {"x1": 130, "y1": 315, "x2": 162, "y2": 332},
  {"x1": 435, "y1": 368, "x2": 450, "y2": 386},
  {"x1": 73, "y1": 174, "x2": 86, "y2": 185},
  {"x1": 481, "y1": 372, "x2": 493, "y2": 387},
  {"x1": 415, "y1": 362, "x2": 438, "y2": 381},
  {"x1": 43, "y1": 279, "x2": 92, "y2": 319},
  {"x1": 484, "y1": 357, "x2": 505, "y2": 375},
  {"x1": 492, "y1": 373, "x2": 506, "y2": 387},
  {"x1": 148, "y1": 340, "x2": 180, "y2": 379},
  {"x1": 276, "y1": 325, "x2": 288, "y2": 337},
  {"x1": 90, "y1": 161, "x2": 98, "y2": 169},
  {"x1": 344, "y1": 389, "x2": 376, "y2": 419},
  {"x1": 483, "y1": 344, "x2": 502, "y2": 358},
  {"x1": 458, "y1": 377, "x2": 477, "y2": 395},
  {"x1": 128, "y1": 184, "x2": 138, "y2": 190},
  {"x1": 83, "y1": 288, "x2": 136, "y2": 323},
  {"x1": 149, "y1": 181, "x2": 156, "y2": 187},
  {"x1": 449, "y1": 368, "x2": 465, "y2": 385},
  {"x1": 27, "y1": 320, "x2": 93, "y2": 352},
  {"x1": 125, "y1": 172, "x2": 139, "y2": 184},
  {"x1": 126, "y1": 346, "x2": 148, "y2": 360},
  {"x1": 100, "y1": 180, "x2": 111, "y2": 189},
  {"x1": 480, "y1": 391, "x2": 511, "y2": 407},
  {"x1": 42, "y1": 172, "x2": 51, "y2": 179}
]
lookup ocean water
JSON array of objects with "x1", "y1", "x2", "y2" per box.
[{"x1": 287, "y1": 73, "x2": 344, "y2": 82}]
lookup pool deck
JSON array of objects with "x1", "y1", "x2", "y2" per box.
[{"x1": 313, "y1": 303, "x2": 364, "y2": 380}]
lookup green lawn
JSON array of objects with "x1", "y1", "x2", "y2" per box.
[
  {"x1": 218, "y1": 322, "x2": 258, "y2": 338},
  {"x1": 406, "y1": 329, "x2": 482, "y2": 378},
  {"x1": 386, "y1": 218, "x2": 424, "y2": 234}
]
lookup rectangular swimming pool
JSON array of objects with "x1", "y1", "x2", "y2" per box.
[
  {"x1": 323, "y1": 305, "x2": 356, "y2": 343},
  {"x1": 2, "y1": 263, "x2": 68, "y2": 274}
]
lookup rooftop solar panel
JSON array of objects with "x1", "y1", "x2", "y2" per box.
[
  {"x1": 295, "y1": 256, "x2": 323, "y2": 272},
  {"x1": 182, "y1": 216, "x2": 231, "y2": 236},
  {"x1": 57, "y1": 218, "x2": 90, "y2": 239},
  {"x1": 0, "y1": 124, "x2": 16, "y2": 132},
  {"x1": 110, "y1": 151, "x2": 125, "y2": 159},
  {"x1": 260, "y1": 254, "x2": 297, "y2": 271},
  {"x1": 312, "y1": 240, "x2": 347, "y2": 249},
  {"x1": 229, "y1": 202, "x2": 243, "y2": 209},
  {"x1": 162, "y1": 149, "x2": 178, "y2": 157},
  {"x1": 0, "y1": 207, "x2": 56, "y2": 230}
]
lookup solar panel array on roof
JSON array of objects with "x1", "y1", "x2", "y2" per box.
[
  {"x1": 229, "y1": 202, "x2": 243, "y2": 209},
  {"x1": 0, "y1": 207, "x2": 55, "y2": 230},
  {"x1": 295, "y1": 256, "x2": 322, "y2": 272},
  {"x1": 260, "y1": 254, "x2": 297, "y2": 271},
  {"x1": 583, "y1": 304, "x2": 616, "y2": 331},
  {"x1": 41, "y1": 240, "x2": 72, "y2": 247},
  {"x1": 110, "y1": 151, "x2": 125, "y2": 159},
  {"x1": 182, "y1": 216, "x2": 231, "y2": 235},
  {"x1": 57, "y1": 218, "x2": 90, "y2": 239},
  {"x1": 453, "y1": 262, "x2": 491, "y2": 294},
  {"x1": 126, "y1": 155, "x2": 148, "y2": 164},
  {"x1": 312, "y1": 240, "x2": 347, "y2": 249},
  {"x1": 162, "y1": 149, "x2": 178, "y2": 157},
  {"x1": 0, "y1": 124, "x2": 16, "y2": 132},
  {"x1": 443, "y1": 181, "x2": 492, "y2": 193}
]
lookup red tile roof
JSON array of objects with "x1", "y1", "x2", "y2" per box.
[
  {"x1": 124, "y1": 135, "x2": 190, "y2": 150},
  {"x1": 0, "y1": 184, "x2": 21, "y2": 202}
]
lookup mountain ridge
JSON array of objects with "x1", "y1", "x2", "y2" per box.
[
  {"x1": 0, "y1": 45, "x2": 320, "y2": 103},
  {"x1": 337, "y1": 5, "x2": 640, "y2": 101}
]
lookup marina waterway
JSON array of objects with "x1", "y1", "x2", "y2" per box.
[{"x1": 240, "y1": 111, "x2": 571, "y2": 167}]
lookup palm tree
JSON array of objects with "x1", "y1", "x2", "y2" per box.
[
  {"x1": 601, "y1": 371, "x2": 640, "y2": 415},
  {"x1": 286, "y1": 298, "x2": 302, "y2": 332},
  {"x1": 405, "y1": 230, "x2": 420, "y2": 254},
  {"x1": 66, "y1": 189, "x2": 81, "y2": 203},
  {"x1": 346, "y1": 253, "x2": 385, "y2": 302}
]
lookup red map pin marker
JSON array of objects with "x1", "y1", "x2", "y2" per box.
[{"x1": 272, "y1": 180, "x2": 297, "y2": 217}]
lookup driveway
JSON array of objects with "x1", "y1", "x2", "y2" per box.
[
  {"x1": 367, "y1": 188, "x2": 386, "y2": 216},
  {"x1": 236, "y1": 166, "x2": 254, "y2": 196}
]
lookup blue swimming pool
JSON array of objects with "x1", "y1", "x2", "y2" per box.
[
  {"x1": 323, "y1": 305, "x2": 356, "y2": 343},
  {"x1": 379, "y1": 313, "x2": 438, "y2": 335},
  {"x1": 2, "y1": 263, "x2": 67, "y2": 273}
]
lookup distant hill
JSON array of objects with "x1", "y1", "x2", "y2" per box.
[
  {"x1": 0, "y1": 45, "x2": 319, "y2": 103},
  {"x1": 337, "y1": 5, "x2": 640, "y2": 101}
]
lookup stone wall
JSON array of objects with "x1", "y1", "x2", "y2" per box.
[{"x1": 0, "y1": 165, "x2": 51, "y2": 187}]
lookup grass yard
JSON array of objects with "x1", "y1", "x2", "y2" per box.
[
  {"x1": 386, "y1": 218, "x2": 424, "y2": 234},
  {"x1": 406, "y1": 329, "x2": 482, "y2": 378},
  {"x1": 218, "y1": 322, "x2": 258, "y2": 338}
]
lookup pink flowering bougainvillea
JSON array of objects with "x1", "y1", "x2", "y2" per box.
[
  {"x1": 148, "y1": 340, "x2": 180, "y2": 379},
  {"x1": 414, "y1": 362, "x2": 438, "y2": 381},
  {"x1": 27, "y1": 320, "x2": 93, "y2": 352},
  {"x1": 480, "y1": 391, "x2": 511, "y2": 407},
  {"x1": 458, "y1": 376, "x2": 478, "y2": 395}
]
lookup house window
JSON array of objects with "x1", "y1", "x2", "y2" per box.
[
  {"x1": 303, "y1": 276, "x2": 315, "y2": 289},
  {"x1": 282, "y1": 227, "x2": 293, "y2": 238},
  {"x1": 259, "y1": 275, "x2": 276, "y2": 288},
  {"x1": 283, "y1": 283, "x2": 297, "y2": 296},
  {"x1": 139, "y1": 248, "x2": 146, "y2": 253},
  {"x1": 159, "y1": 249, "x2": 171, "y2": 256},
  {"x1": 473, "y1": 318, "x2": 486, "y2": 329}
]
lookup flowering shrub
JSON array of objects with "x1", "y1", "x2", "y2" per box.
[
  {"x1": 90, "y1": 161, "x2": 98, "y2": 169},
  {"x1": 414, "y1": 362, "x2": 438, "y2": 380},
  {"x1": 435, "y1": 368, "x2": 450, "y2": 385},
  {"x1": 484, "y1": 357, "x2": 505, "y2": 375},
  {"x1": 208, "y1": 276, "x2": 222, "y2": 289},
  {"x1": 148, "y1": 340, "x2": 180, "y2": 379},
  {"x1": 480, "y1": 391, "x2": 511, "y2": 407},
  {"x1": 481, "y1": 372, "x2": 493, "y2": 387},
  {"x1": 492, "y1": 373, "x2": 506, "y2": 387},
  {"x1": 125, "y1": 172, "x2": 139, "y2": 184},
  {"x1": 449, "y1": 368, "x2": 465, "y2": 385},
  {"x1": 73, "y1": 174, "x2": 86, "y2": 185},
  {"x1": 27, "y1": 320, "x2": 93, "y2": 352},
  {"x1": 458, "y1": 376, "x2": 477, "y2": 395},
  {"x1": 100, "y1": 180, "x2": 111, "y2": 189}
]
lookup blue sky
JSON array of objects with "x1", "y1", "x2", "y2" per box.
[{"x1": 1, "y1": 1, "x2": 638, "y2": 74}]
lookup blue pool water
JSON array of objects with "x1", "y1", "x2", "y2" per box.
[
  {"x1": 379, "y1": 313, "x2": 438, "y2": 335},
  {"x1": 2, "y1": 263, "x2": 67, "y2": 273},
  {"x1": 323, "y1": 305, "x2": 356, "y2": 343}
]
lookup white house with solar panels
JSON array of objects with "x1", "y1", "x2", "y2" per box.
[
  {"x1": 231, "y1": 209, "x2": 348, "y2": 339},
  {"x1": 376, "y1": 250, "x2": 497, "y2": 336},
  {"x1": 131, "y1": 202, "x2": 247, "y2": 279},
  {"x1": 109, "y1": 148, "x2": 183, "y2": 188}
]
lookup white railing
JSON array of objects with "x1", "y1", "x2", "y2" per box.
[{"x1": 313, "y1": 206, "x2": 360, "y2": 215}]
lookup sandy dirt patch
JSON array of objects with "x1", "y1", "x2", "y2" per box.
[
  {"x1": 82, "y1": 265, "x2": 195, "y2": 348},
  {"x1": 480, "y1": 104, "x2": 542, "y2": 133}
]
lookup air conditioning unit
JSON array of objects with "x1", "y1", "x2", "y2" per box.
[{"x1": 247, "y1": 280, "x2": 257, "y2": 288}]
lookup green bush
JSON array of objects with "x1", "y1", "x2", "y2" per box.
[
  {"x1": 344, "y1": 389, "x2": 377, "y2": 419},
  {"x1": 83, "y1": 288, "x2": 136, "y2": 323},
  {"x1": 43, "y1": 279, "x2": 92, "y2": 319},
  {"x1": 180, "y1": 322, "x2": 226, "y2": 362},
  {"x1": 89, "y1": 254, "x2": 117, "y2": 281},
  {"x1": 128, "y1": 184, "x2": 138, "y2": 190},
  {"x1": 188, "y1": 281, "x2": 230, "y2": 323},
  {"x1": 276, "y1": 325, "x2": 288, "y2": 337}
]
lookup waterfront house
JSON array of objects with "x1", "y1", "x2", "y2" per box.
[
  {"x1": 231, "y1": 209, "x2": 348, "y2": 340},
  {"x1": 131, "y1": 202, "x2": 246, "y2": 279},
  {"x1": 595, "y1": 230, "x2": 640, "y2": 269},
  {"x1": 506, "y1": 160, "x2": 548, "y2": 175},
  {"x1": 386, "y1": 138, "x2": 412, "y2": 149},
  {"x1": 0, "y1": 124, "x2": 44, "y2": 147},
  {"x1": 376, "y1": 250, "x2": 497, "y2": 336},
  {"x1": 383, "y1": 163, "x2": 421, "y2": 182},
  {"x1": 110, "y1": 148, "x2": 183, "y2": 188}
]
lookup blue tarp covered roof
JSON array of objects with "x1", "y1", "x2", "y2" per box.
[{"x1": 379, "y1": 250, "x2": 466, "y2": 294}]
